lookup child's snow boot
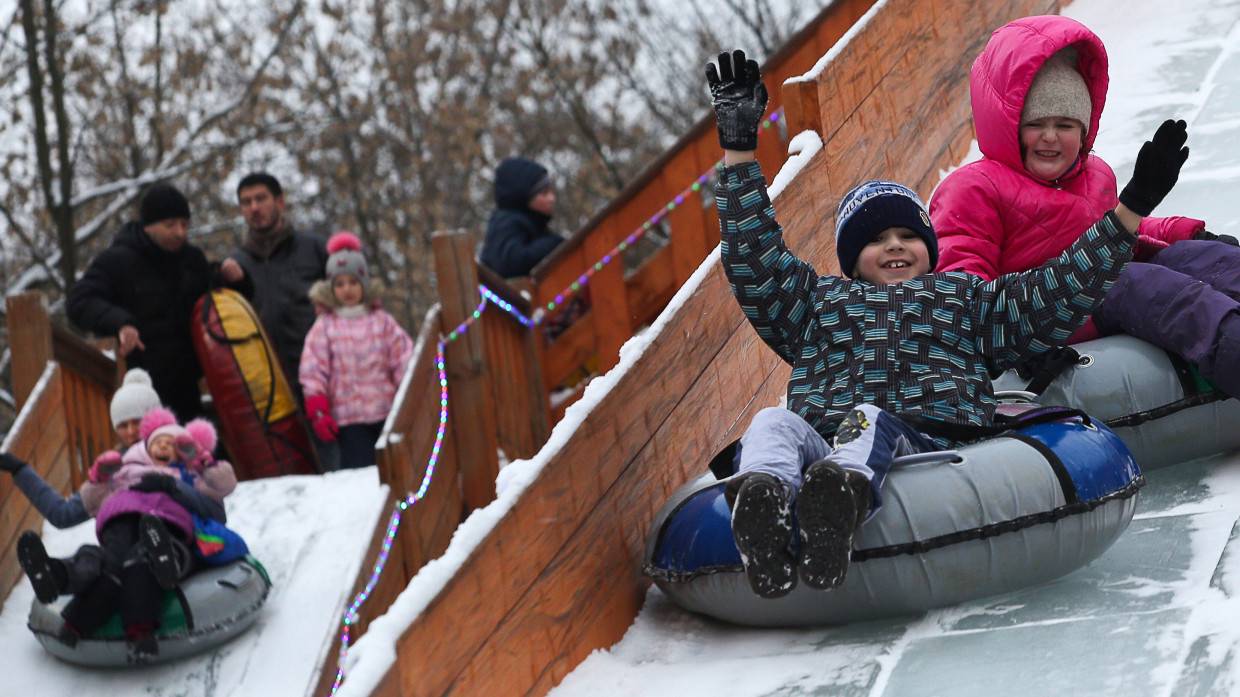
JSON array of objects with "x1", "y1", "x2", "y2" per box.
[
  {"x1": 796, "y1": 459, "x2": 872, "y2": 590},
  {"x1": 125, "y1": 623, "x2": 159, "y2": 664},
  {"x1": 138, "y1": 515, "x2": 181, "y2": 590},
  {"x1": 729, "y1": 472, "x2": 797, "y2": 599},
  {"x1": 56, "y1": 621, "x2": 82, "y2": 648},
  {"x1": 17, "y1": 531, "x2": 67, "y2": 604}
]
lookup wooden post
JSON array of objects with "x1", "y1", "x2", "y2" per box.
[
  {"x1": 6, "y1": 292, "x2": 54, "y2": 412},
  {"x1": 432, "y1": 230, "x2": 500, "y2": 511}
]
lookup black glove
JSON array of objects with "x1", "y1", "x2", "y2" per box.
[
  {"x1": 1193, "y1": 229, "x2": 1240, "y2": 246},
  {"x1": 705, "y1": 49, "x2": 769, "y2": 151},
  {"x1": 130, "y1": 473, "x2": 178, "y2": 495},
  {"x1": 1119, "y1": 119, "x2": 1190, "y2": 217},
  {"x1": 0, "y1": 453, "x2": 26, "y2": 474}
]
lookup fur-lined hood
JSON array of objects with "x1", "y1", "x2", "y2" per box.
[{"x1": 308, "y1": 278, "x2": 385, "y2": 312}]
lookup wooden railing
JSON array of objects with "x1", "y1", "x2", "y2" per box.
[
  {"x1": 1, "y1": 292, "x2": 117, "y2": 602},
  {"x1": 352, "y1": 0, "x2": 1061, "y2": 695},
  {"x1": 310, "y1": 6, "x2": 892, "y2": 689},
  {"x1": 526, "y1": 0, "x2": 878, "y2": 415}
]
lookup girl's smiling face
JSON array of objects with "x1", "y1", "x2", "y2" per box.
[
  {"x1": 148, "y1": 434, "x2": 175, "y2": 464},
  {"x1": 1021, "y1": 116, "x2": 1085, "y2": 181}
]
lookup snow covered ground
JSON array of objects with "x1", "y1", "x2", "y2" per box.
[
  {"x1": 549, "y1": 0, "x2": 1240, "y2": 695},
  {"x1": 0, "y1": 468, "x2": 387, "y2": 697}
]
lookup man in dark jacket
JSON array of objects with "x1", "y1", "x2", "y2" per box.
[
  {"x1": 226, "y1": 172, "x2": 327, "y2": 405},
  {"x1": 479, "y1": 157, "x2": 564, "y2": 278},
  {"x1": 67, "y1": 184, "x2": 250, "y2": 420}
]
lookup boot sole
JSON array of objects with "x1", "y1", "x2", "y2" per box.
[
  {"x1": 797, "y1": 463, "x2": 858, "y2": 590},
  {"x1": 139, "y1": 515, "x2": 181, "y2": 590},
  {"x1": 17, "y1": 532, "x2": 60, "y2": 604},
  {"x1": 731, "y1": 478, "x2": 797, "y2": 599}
]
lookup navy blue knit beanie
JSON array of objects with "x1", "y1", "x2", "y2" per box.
[
  {"x1": 834, "y1": 180, "x2": 937, "y2": 278},
  {"x1": 139, "y1": 184, "x2": 191, "y2": 226}
]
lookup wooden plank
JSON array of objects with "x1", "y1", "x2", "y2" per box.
[
  {"x1": 624, "y1": 248, "x2": 676, "y2": 330},
  {"x1": 5, "y1": 293, "x2": 53, "y2": 411},
  {"x1": 542, "y1": 310, "x2": 597, "y2": 391},
  {"x1": 432, "y1": 231, "x2": 500, "y2": 512},
  {"x1": 663, "y1": 141, "x2": 714, "y2": 288}
]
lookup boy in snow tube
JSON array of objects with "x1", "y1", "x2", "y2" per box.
[
  {"x1": 704, "y1": 49, "x2": 1183, "y2": 598},
  {"x1": 930, "y1": 15, "x2": 1240, "y2": 397}
]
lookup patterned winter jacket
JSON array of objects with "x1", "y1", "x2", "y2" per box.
[
  {"x1": 299, "y1": 294, "x2": 415, "y2": 427},
  {"x1": 718, "y1": 161, "x2": 1134, "y2": 442}
]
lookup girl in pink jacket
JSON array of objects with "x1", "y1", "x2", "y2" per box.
[
  {"x1": 300, "y1": 232, "x2": 414, "y2": 469},
  {"x1": 931, "y1": 15, "x2": 1240, "y2": 397}
]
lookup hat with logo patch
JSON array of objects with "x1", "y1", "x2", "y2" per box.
[{"x1": 834, "y1": 180, "x2": 938, "y2": 279}]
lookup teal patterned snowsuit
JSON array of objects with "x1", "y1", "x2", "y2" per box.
[{"x1": 717, "y1": 161, "x2": 1136, "y2": 445}]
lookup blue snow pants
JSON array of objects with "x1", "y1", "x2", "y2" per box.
[{"x1": 733, "y1": 405, "x2": 939, "y2": 513}]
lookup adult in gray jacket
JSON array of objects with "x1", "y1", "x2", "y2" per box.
[{"x1": 226, "y1": 172, "x2": 327, "y2": 404}]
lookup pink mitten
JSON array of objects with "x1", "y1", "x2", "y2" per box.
[{"x1": 89, "y1": 451, "x2": 123, "y2": 484}]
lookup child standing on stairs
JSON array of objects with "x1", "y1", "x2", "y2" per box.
[
  {"x1": 930, "y1": 15, "x2": 1240, "y2": 396},
  {"x1": 705, "y1": 49, "x2": 1186, "y2": 598},
  {"x1": 300, "y1": 232, "x2": 414, "y2": 470}
]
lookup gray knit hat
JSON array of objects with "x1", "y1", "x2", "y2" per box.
[
  {"x1": 1022, "y1": 47, "x2": 1092, "y2": 133},
  {"x1": 110, "y1": 368, "x2": 162, "y2": 427},
  {"x1": 325, "y1": 231, "x2": 368, "y2": 282}
]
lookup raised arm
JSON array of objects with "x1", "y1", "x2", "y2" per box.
[
  {"x1": 2, "y1": 454, "x2": 91, "y2": 529},
  {"x1": 709, "y1": 50, "x2": 820, "y2": 364},
  {"x1": 976, "y1": 119, "x2": 1190, "y2": 370}
]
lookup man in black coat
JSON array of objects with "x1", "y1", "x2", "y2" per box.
[
  {"x1": 479, "y1": 157, "x2": 564, "y2": 278},
  {"x1": 67, "y1": 184, "x2": 251, "y2": 420},
  {"x1": 225, "y1": 172, "x2": 327, "y2": 405}
]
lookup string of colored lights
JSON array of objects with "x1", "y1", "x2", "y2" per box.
[
  {"x1": 329, "y1": 295, "x2": 485, "y2": 696},
  {"x1": 328, "y1": 109, "x2": 784, "y2": 695}
]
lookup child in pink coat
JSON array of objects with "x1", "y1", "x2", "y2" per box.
[
  {"x1": 930, "y1": 15, "x2": 1240, "y2": 397},
  {"x1": 5, "y1": 408, "x2": 234, "y2": 662},
  {"x1": 300, "y1": 232, "x2": 414, "y2": 469}
]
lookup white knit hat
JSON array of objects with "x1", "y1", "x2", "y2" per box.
[
  {"x1": 1022, "y1": 47, "x2": 1092, "y2": 133},
  {"x1": 109, "y1": 368, "x2": 162, "y2": 427}
]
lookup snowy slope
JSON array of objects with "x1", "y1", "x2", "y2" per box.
[
  {"x1": 549, "y1": 0, "x2": 1240, "y2": 695},
  {"x1": 0, "y1": 468, "x2": 387, "y2": 697}
]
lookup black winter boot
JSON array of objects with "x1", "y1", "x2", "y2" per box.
[
  {"x1": 796, "y1": 459, "x2": 872, "y2": 590},
  {"x1": 138, "y1": 515, "x2": 181, "y2": 590},
  {"x1": 17, "y1": 531, "x2": 67, "y2": 604},
  {"x1": 125, "y1": 623, "x2": 160, "y2": 664},
  {"x1": 730, "y1": 473, "x2": 797, "y2": 599}
]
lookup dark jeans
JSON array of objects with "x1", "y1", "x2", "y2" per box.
[
  {"x1": 338, "y1": 421, "x2": 383, "y2": 469},
  {"x1": 1094, "y1": 240, "x2": 1240, "y2": 397},
  {"x1": 62, "y1": 516, "x2": 160, "y2": 635}
]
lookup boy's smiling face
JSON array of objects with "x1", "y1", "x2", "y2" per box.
[
  {"x1": 1021, "y1": 116, "x2": 1084, "y2": 181},
  {"x1": 854, "y1": 227, "x2": 931, "y2": 284}
]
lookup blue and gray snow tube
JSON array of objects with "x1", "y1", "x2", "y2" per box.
[
  {"x1": 993, "y1": 334, "x2": 1240, "y2": 470},
  {"x1": 27, "y1": 556, "x2": 272, "y2": 667},
  {"x1": 644, "y1": 418, "x2": 1142, "y2": 627}
]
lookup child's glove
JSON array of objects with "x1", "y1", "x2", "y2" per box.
[
  {"x1": 1, "y1": 452, "x2": 26, "y2": 474},
  {"x1": 705, "y1": 49, "x2": 769, "y2": 151},
  {"x1": 130, "y1": 473, "x2": 178, "y2": 495},
  {"x1": 88, "y1": 451, "x2": 123, "y2": 484},
  {"x1": 1193, "y1": 229, "x2": 1239, "y2": 246},
  {"x1": 1119, "y1": 119, "x2": 1190, "y2": 216},
  {"x1": 305, "y1": 394, "x2": 339, "y2": 443},
  {"x1": 174, "y1": 432, "x2": 213, "y2": 472}
]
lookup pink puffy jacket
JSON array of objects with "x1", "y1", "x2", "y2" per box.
[{"x1": 930, "y1": 15, "x2": 1203, "y2": 283}]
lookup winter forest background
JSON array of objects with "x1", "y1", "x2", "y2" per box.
[{"x1": 0, "y1": 0, "x2": 808, "y2": 432}]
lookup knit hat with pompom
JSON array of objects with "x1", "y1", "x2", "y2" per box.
[
  {"x1": 140, "y1": 406, "x2": 187, "y2": 452},
  {"x1": 325, "y1": 231, "x2": 368, "y2": 282}
]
